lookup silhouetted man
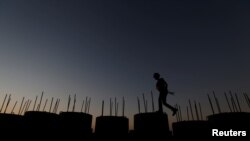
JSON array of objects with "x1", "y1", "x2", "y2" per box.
[{"x1": 153, "y1": 73, "x2": 177, "y2": 116}]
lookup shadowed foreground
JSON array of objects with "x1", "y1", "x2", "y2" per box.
[{"x1": 0, "y1": 111, "x2": 249, "y2": 140}]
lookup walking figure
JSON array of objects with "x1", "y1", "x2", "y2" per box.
[{"x1": 153, "y1": 73, "x2": 178, "y2": 116}]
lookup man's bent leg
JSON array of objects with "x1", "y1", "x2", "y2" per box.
[
  {"x1": 158, "y1": 94, "x2": 163, "y2": 113},
  {"x1": 162, "y1": 94, "x2": 178, "y2": 116}
]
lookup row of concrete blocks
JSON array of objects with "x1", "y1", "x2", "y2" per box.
[{"x1": 0, "y1": 111, "x2": 249, "y2": 140}]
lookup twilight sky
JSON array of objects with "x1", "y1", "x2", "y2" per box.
[{"x1": 0, "y1": 0, "x2": 250, "y2": 129}]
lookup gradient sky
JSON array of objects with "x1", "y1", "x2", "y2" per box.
[{"x1": 0, "y1": 0, "x2": 250, "y2": 129}]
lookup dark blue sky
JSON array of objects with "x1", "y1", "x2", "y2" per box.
[{"x1": 0, "y1": 0, "x2": 250, "y2": 128}]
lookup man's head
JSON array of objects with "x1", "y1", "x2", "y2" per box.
[{"x1": 153, "y1": 73, "x2": 160, "y2": 80}]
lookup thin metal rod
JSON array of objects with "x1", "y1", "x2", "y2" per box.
[
  {"x1": 37, "y1": 91, "x2": 44, "y2": 111},
  {"x1": 224, "y1": 92, "x2": 232, "y2": 112},
  {"x1": 0, "y1": 94, "x2": 7, "y2": 112},
  {"x1": 151, "y1": 91, "x2": 155, "y2": 112},
  {"x1": 72, "y1": 94, "x2": 76, "y2": 112},
  {"x1": 25, "y1": 100, "x2": 32, "y2": 113},
  {"x1": 11, "y1": 101, "x2": 18, "y2": 114},
  {"x1": 101, "y1": 100, "x2": 104, "y2": 116},
  {"x1": 114, "y1": 97, "x2": 117, "y2": 116},
  {"x1": 245, "y1": 93, "x2": 250, "y2": 106},
  {"x1": 229, "y1": 91, "x2": 236, "y2": 112},
  {"x1": 22, "y1": 100, "x2": 29, "y2": 114},
  {"x1": 85, "y1": 96, "x2": 88, "y2": 113},
  {"x1": 53, "y1": 99, "x2": 58, "y2": 113},
  {"x1": 198, "y1": 102, "x2": 203, "y2": 120},
  {"x1": 87, "y1": 98, "x2": 91, "y2": 114},
  {"x1": 18, "y1": 97, "x2": 25, "y2": 115},
  {"x1": 110, "y1": 98, "x2": 113, "y2": 116},
  {"x1": 55, "y1": 99, "x2": 60, "y2": 113},
  {"x1": 229, "y1": 91, "x2": 238, "y2": 112},
  {"x1": 4, "y1": 94, "x2": 11, "y2": 113},
  {"x1": 115, "y1": 102, "x2": 118, "y2": 116},
  {"x1": 142, "y1": 93, "x2": 147, "y2": 113},
  {"x1": 137, "y1": 96, "x2": 140, "y2": 113},
  {"x1": 49, "y1": 97, "x2": 54, "y2": 113},
  {"x1": 67, "y1": 95, "x2": 71, "y2": 112},
  {"x1": 207, "y1": 94, "x2": 214, "y2": 114},
  {"x1": 175, "y1": 104, "x2": 180, "y2": 122},
  {"x1": 235, "y1": 93, "x2": 241, "y2": 112},
  {"x1": 20, "y1": 100, "x2": 28, "y2": 115},
  {"x1": 243, "y1": 93, "x2": 250, "y2": 109},
  {"x1": 122, "y1": 97, "x2": 125, "y2": 117},
  {"x1": 43, "y1": 99, "x2": 48, "y2": 111},
  {"x1": 213, "y1": 91, "x2": 221, "y2": 113},
  {"x1": 189, "y1": 99, "x2": 194, "y2": 120},
  {"x1": 194, "y1": 101, "x2": 199, "y2": 120},
  {"x1": 81, "y1": 99, "x2": 84, "y2": 112},
  {"x1": 33, "y1": 96, "x2": 37, "y2": 111},
  {"x1": 178, "y1": 105, "x2": 182, "y2": 121}
]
